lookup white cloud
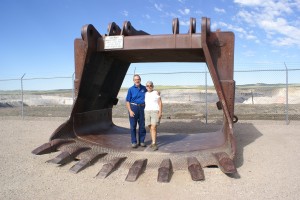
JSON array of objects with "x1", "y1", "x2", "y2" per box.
[
  {"x1": 246, "y1": 34, "x2": 256, "y2": 40},
  {"x1": 219, "y1": 22, "x2": 246, "y2": 34},
  {"x1": 234, "y1": 0, "x2": 292, "y2": 12},
  {"x1": 179, "y1": 20, "x2": 190, "y2": 26},
  {"x1": 294, "y1": 0, "x2": 300, "y2": 9},
  {"x1": 242, "y1": 50, "x2": 256, "y2": 57},
  {"x1": 272, "y1": 36, "x2": 300, "y2": 47},
  {"x1": 214, "y1": 7, "x2": 226, "y2": 13},
  {"x1": 166, "y1": 12, "x2": 180, "y2": 18},
  {"x1": 234, "y1": 0, "x2": 300, "y2": 47},
  {"x1": 144, "y1": 14, "x2": 151, "y2": 19},
  {"x1": 271, "y1": 49, "x2": 279, "y2": 53},
  {"x1": 211, "y1": 22, "x2": 218, "y2": 30},
  {"x1": 236, "y1": 10, "x2": 255, "y2": 25},
  {"x1": 178, "y1": 8, "x2": 190, "y2": 15},
  {"x1": 122, "y1": 10, "x2": 128, "y2": 17},
  {"x1": 234, "y1": 0, "x2": 265, "y2": 6},
  {"x1": 154, "y1": 3, "x2": 163, "y2": 12},
  {"x1": 216, "y1": 21, "x2": 259, "y2": 42},
  {"x1": 178, "y1": 0, "x2": 186, "y2": 3},
  {"x1": 194, "y1": 10, "x2": 203, "y2": 15}
]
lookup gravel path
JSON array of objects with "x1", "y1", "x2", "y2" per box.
[{"x1": 0, "y1": 117, "x2": 299, "y2": 200}]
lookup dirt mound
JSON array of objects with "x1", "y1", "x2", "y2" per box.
[{"x1": 0, "y1": 101, "x2": 27, "y2": 108}]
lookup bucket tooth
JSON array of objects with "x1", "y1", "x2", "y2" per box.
[
  {"x1": 69, "y1": 152, "x2": 107, "y2": 174},
  {"x1": 214, "y1": 152, "x2": 237, "y2": 174},
  {"x1": 47, "y1": 147, "x2": 90, "y2": 165},
  {"x1": 157, "y1": 159, "x2": 173, "y2": 183},
  {"x1": 47, "y1": 151, "x2": 71, "y2": 165},
  {"x1": 187, "y1": 157, "x2": 205, "y2": 181},
  {"x1": 32, "y1": 139, "x2": 74, "y2": 155},
  {"x1": 96, "y1": 157, "x2": 127, "y2": 179},
  {"x1": 125, "y1": 159, "x2": 147, "y2": 182}
]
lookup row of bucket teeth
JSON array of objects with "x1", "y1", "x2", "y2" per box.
[{"x1": 32, "y1": 139, "x2": 237, "y2": 182}]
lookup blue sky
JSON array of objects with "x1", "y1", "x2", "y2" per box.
[{"x1": 0, "y1": 0, "x2": 300, "y2": 89}]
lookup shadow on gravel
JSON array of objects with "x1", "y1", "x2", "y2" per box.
[{"x1": 233, "y1": 122, "x2": 263, "y2": 168}]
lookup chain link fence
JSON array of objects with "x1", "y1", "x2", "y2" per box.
[{"x1": 1, "y1": 63, "x2": 299, "y2": 124}]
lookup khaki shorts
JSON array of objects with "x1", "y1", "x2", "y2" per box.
[{"x1": 145, "y1": 110, "x2": 160, "y2": 126}]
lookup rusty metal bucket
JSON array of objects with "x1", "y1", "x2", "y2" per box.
[{"x1": 32, "y1": 17, "x2": 237, "y2": 181}]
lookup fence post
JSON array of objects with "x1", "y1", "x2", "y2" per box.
[
  {"x1": 284, "y1": 63, "x2": 289, "y2": 125},
  {"x1": 21, "y1": 73, "x2": 26, "y2": 119},
  {"x1": 205, "y1": 70, "x2": 208, "y2": 124}
]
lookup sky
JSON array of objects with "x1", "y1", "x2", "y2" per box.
[{"x1": 0, "y1": 0, "x2": 300, "y2": 90}]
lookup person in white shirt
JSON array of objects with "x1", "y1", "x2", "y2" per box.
[{"x1": 144, "y1": 81, "x2": 162, "y2": 151}]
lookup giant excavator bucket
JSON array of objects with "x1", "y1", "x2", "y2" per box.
[{"x1": 32, "y1": 17, "x2": 237, "y2": 181}]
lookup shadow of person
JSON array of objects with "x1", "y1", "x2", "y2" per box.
[
  {"x1": 158, "y1": 119, "x2": 222, "y2": 133},
  {"x1": 154, "y1": 120, "x2": 223, "y2": 150},
  {"x1": 152, "y1": 119, "x2": 262, "y2": 170}
]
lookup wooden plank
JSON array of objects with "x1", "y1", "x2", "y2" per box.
[
  {"x1": 95, "y1": 157, "x2": 127, "y2": 178},
  {"x1": 187, "y1": 157, "x2": 205, "y2": 181},
  {"x1": 157, "y1": 159, "x2": 173, "y2": 183},
  {"x1": 125, "y1": 159, "x2": 147, "y2": 182}
]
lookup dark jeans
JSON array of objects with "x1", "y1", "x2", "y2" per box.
[{"x1": 129, "y1": 104, "x2": 146, "y2": 144}]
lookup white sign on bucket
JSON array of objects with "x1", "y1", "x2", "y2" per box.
[{"x1": 104, "y1": 36, "x2": 124, "y2": 49}]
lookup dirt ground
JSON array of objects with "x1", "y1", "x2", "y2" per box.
[{"x1": 0, "y1": 117, "x2": 300, "y2": 200}]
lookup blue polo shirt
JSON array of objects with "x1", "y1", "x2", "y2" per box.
[{"x1": 126, "y1": 84, "x2": 146, "y2": 104}]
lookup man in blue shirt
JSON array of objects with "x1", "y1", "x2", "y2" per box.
[{"x1": 126, "y1": 74, "x2": 147, "y2": 148}]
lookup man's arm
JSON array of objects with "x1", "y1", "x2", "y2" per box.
[
  {"x1": 126, "y1": 88, "x2": 135, "y2": 117},
  {"x1": 126, "y1": 101, "x2": 135, "y2": 117}
]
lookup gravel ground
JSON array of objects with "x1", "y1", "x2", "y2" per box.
[{"x1": 0, "y1": 117, "x2": 300, "y2": 200}]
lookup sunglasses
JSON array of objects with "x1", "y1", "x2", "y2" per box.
[{"x1": 146, "y1": 85, "x2": 153, "y2": 87}]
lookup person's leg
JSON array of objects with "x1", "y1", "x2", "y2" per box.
[
  {"x1": 150, "y1": 110, "x2": 159, "y2": 143},
  {"x1": 138, "y1": 106, "x2": 146, "y2": 144},
  {"x1": 148, "y1": 125, "x2": 153, "y2": 144},
  {"x1": 129, "y1": 105, "x2": 138, "y2": 145},
  {"x1": 149, "y1": 110, "x2": 159, "y2": 150},
  {"x1": 150, "y1": 125, "x2": 158, "y2": 150},
  {"x1": 151, "y1": 125, "x2": 157, "y2": 144}
]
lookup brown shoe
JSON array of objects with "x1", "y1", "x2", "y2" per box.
[{"x1": 151, "y1": 144, "x2": 158, "y2": 151}]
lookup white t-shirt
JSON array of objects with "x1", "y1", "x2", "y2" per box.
[{"x1": 145, "y1": 91, "x2": 160, "y2": 111}]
